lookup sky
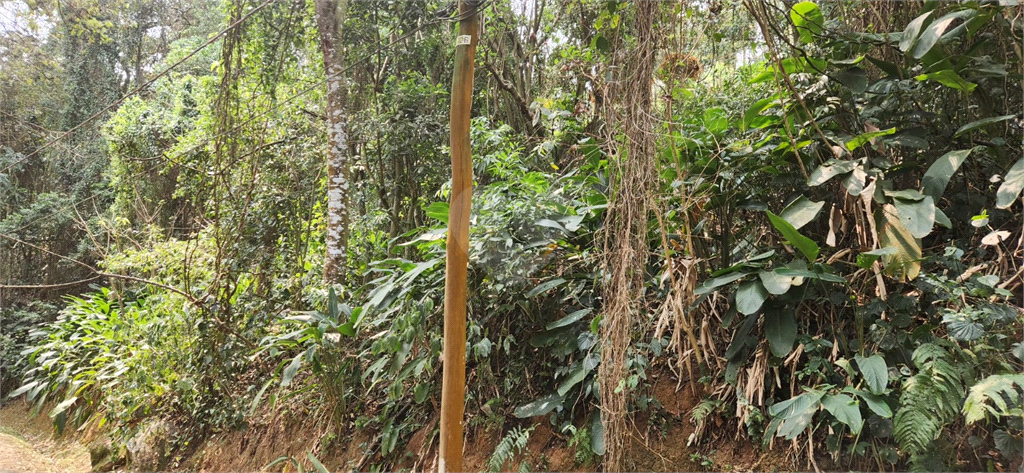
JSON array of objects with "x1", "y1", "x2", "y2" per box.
[{"x1": 0, "y1": 1, "x2": 53, "y2": 40}]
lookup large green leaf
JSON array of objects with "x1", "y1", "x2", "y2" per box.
[
  {"x1": 7, "y1": 381, "x2": 39, "y2": 399},
  {"x1": 899, "y1": 11, "x2": 934, "y2": 52},
  {"x1": 529, "y1": 326, "x2": 572, "y2": 348},
  {"x1": 855, "y1": 247, "x2": 897, "y2": 269},
  {"x1": 808, "y1": 159, "x2": 856, "y2": 186},
  {"x1": 423, "y1": 201, "x2": 449, "y2": 224},
  {"x1": 526, "y1": 278, "x2": 566, "y2": 298},
  {"x1": 535, "y1": 218, "x2": 566, "y2": 231},
  {"x1": 703, "y1": 108, "x2": 728, "y2": 136},
  {"x1": 910, "y1": 10, "x2": 975, "y2": 59},
  {"x1": 855, "y1": 354, "x2": 889, "y2": 395},
  {"x1": 892, "y1": 195, "x2": 936, "y2": 239},
  {"x1": 338, "y1": 321, "x2": 356, "y2": 337},
  {"x1": 954, "y1": 115, "x2": 1016, "y2": 138},
  {"x1": 546, "y1": 308, "x2": 592, "y2": 330},
  {"x1": 790, "y1": 1, "x2": 824, "y2": 43},
  {"x1": 934, "y1": 208, "x2": 952, "y2": 228},
  {"x1": 915, "y1": 70, "x2": 977, "y2": 92},
  {"x1": 557, "y1": 362, "x2": 593, "y2": 396},
  {"x1": 743, "y1": 95, "x2": 780, "y2": 130},
  {"x1": 765, "y1": 309, "x2": 797, "y2": 358},
  {"x1": 996, "y1": 156, "x2": 1024, "y2": 209},
  {"x1": 877, "y1": 204, "x2": 922, "y2": 280},
  {"x1": 327, "y1": 286, "x2": 340, "y2": 320},
  {"x1": 866, "y1": 56, "x2": 904, "y2": 77},
  {"x1": 769, "y1": 390, "x2": 825, "y2": 440},
  {"x1": 307, "y1": 452, "x2": 330, "y2": 473},
  {"x1": 836, "y1": 67, "x2": 868, "y2": 94},
  {"x1": 591, "y1": 411, "x2": 606, "y2": 455},
  {"x1": 773, "y1": 268, "x2": 847, "y2": 284},
  {"x1": 725, "y1": 315, "x2": 759, "y2": 360},
  {"x1": 780, "y1": 196, "x2": 825, "y2": 230},
  {"x1": 281, "y1": 350, "x2": 306, "y2": 387},
  {"x1": 695, "y1": 270, "x2": 750, "y2": 296},
  {"x1": 844, "y1": 387, "x2": 893, "y2": 418},
  {"x1": 842, "y1": 167, "x2": 867, "y2": 196},
  {"x1": 514, "y1": 393, "x2": 563, "y2": 418},
  {"x1": 766, "y1": 211, "x2": 819, "y2": 262},
  {"x1": 943, "y1": 312, "x2": 985, "y2": 341},
  {"x1": 822, "y1": 394, "x2": 863, "y2": 434},
  {"x1": 749, "y1": 57, "x2": 827, "y2": 84},
  {"x1": 736, "y1": 280, "x2": 769, "y2": 315},
  {"x1": 883, "y1": 188, "x2": 926, "y2": 201},
  {"x1": 710, "y1": 250, "x2": 776, "y2": 277},
  {"x1": 49, "y1": 396, "x2": 78, "y2": 419},
  {"x1": 846, "y1": 128, "x2": 896, "y2": 151},
  {"x1": 758, "y1": 270, "x2": 793, "y2": 295},
  {"x1": 921, "y1": 148, "x2": 976, "y2": 201}
]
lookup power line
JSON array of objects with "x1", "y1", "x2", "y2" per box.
[{"x1": 0, "y1": 0, "x2": 276, "y2": 176}]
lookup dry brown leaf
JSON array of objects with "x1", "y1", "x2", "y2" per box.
[{"x1": 981, "y1": 230, "x2": 1011, "y2": 246}]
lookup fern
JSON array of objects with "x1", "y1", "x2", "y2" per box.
[
  {"x1": 488, "y1": 426, "x2": 534, "y2": 472},
  {"x1": 963, "y1": 374, "x2": 1024, "y2": 424},
  {"x1": 894, "y1": 343, "x2": 967, "y2": 470},
  {"x1": 688, "y1": 398, "x2": 723, "y2": 446}
]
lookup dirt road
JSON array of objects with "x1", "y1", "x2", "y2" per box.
[{"x1": 0, "y1": 402, "x2": 90, "y2": 473}]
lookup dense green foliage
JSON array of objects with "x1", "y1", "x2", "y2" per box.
[{"x1": 2, "y1": 1, "x2": 1021, "y2": 472}]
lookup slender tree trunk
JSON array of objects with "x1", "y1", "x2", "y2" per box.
[
  {"x1": 314, "y1": 0, "x2": 350, "y2": 284},
  {"x1": 599, "y1": 2, "x2": 659, "y2": 472},
  {"x1": 440, "y1": 2, "x2": 478, "y2": 472}
]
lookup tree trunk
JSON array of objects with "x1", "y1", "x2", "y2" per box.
[
  {"x1": 599, "y1": 2, "x2": 659, "y2": 472},
  {"x1": 440, "y1": 2, "x2": 478, "y2": 472},
  {"x1": 314, "y1": 0, "x2": 350, "y2": 284}
]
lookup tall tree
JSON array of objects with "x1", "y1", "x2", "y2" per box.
[
  {"x1": 314, "y1": 0, "x2": 350, "y2": 284},
  {"x1": 440, "y1": 1, "x2": 479, "y2": 471}
]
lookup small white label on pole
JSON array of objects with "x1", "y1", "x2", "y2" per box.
[{"x1": 456, "y1": 35, "x2": 471, "y2": 46}]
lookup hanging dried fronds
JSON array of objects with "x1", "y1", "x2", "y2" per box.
[{"x1": 598, "y1": 2, "x2": 660, "y2": 471}]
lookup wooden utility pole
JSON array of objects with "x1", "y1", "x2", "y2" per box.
[{"x1": 440, "y1": 1, "x2": 478, "y2": 472}]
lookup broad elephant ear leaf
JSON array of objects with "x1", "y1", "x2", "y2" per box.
[
  {"x1": 996, "y1": 156, "x2": 1024, "y2": 209},
  {"x1": 765, "y1": 308, "x2": 797, "y2": 358},
  {"x1": 780, "y1": 196, "x2": 825, "y2": 230},
  {"x1": 921, "y1": 148, "x2": 976, "y2": 201},
  {"x1": 855, "y1": 354, "x2": 889, "y2": 395},
  {"x1": 735, "y1": 280, "x2": 768, "y2": 315},
  {"x1": 892, "y1": 195, "x2": 935, "y2": 239},
  {"x1": 822, "y1": 394, "x2": 863, "y2": 434},
  {"x1": 759, "y1": 270, "x2": 793, "y2": 295},
  {"x1": 808, "y1": 159, "x2": 856, "y2": 186}
]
